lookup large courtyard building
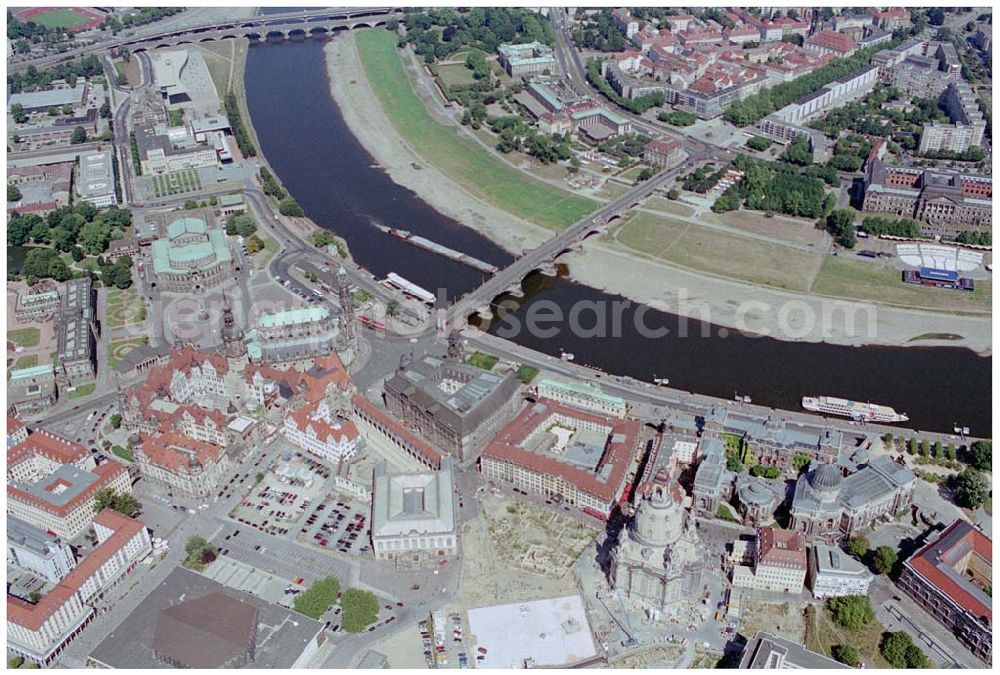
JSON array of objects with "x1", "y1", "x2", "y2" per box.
[
  {"x1": 898, "y1": 520, "x2": 991, "y2": 663},
  {"x1": 370, "y1": 457, "x2": 457, "y2": 561},
  {"x1": 75, "y1": 151, "x2": 117, "y2": 207},
  {"x1": 789, "y1": 458, "x2": 915, "y2": 541},
  {"x1": 7, "y1": 430, "x2": 131, "y2": 539},
  {"x1": 808, "y1": 543, "x2": 874, "y2": 599},
  {"x1": 609, "y1": 477, "x2": 705, "y2": 610},
  {"x1": 862, "y1": 160, "x2": 992, "y2": 237},
  {"x1": 55, "y1": 278, "x2": 99, "y2": 387},
  {"x1": 8, "y1": 364, "x2": 58, "y2": 417},
  {"x1": 480, "y1": 398, "x2": 642, "y2": 520},
  {"x1": 498, "y1": 42, "x2": 556, "y2": 77},
  {"x1": 150, "y1": 215, "x2": 234, "y2": 293},
  {"x1": 383, "y1": 355, "x2": 522, "y2": 462}
]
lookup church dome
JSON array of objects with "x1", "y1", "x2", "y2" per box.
[{"x1": 809, "y1": 463, "x2": 842, "y2": 491}]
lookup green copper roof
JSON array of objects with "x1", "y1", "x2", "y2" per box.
[
  {"x1": 537, "y1": 377, "x2": 626, "y2": 406},
  {"x1": 151, "y1": 228, "x2": 232, "y2": 275},
  {"x1": 9, "y1": 364, "x2": 54, "y2": 381},
  {"x1": 166, "y1": 216, "x2": 207, "y2": 240}
]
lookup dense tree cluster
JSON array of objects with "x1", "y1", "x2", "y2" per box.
[
  {"x1": 713, "y1": 155, "x2": 833, "y2": 219},
  {"x1": 881, "y1": 631, "x2": 930, "y2": 668},
  {"x1": 859, "y1": 215, "x2": 923, "y2": 238},
  {"x1": 8, "y1": 203, "x2": 131, "y2": 257},
  {"x1": 399, "y1": 8, "x2": 551, "y2": 64},
  {"x1": 682, "y1": 164, "x2": 727, "y2": 194},
  {"x1": 808, "y1": 85, "x2": 900, "y2": 139},
  {"x1": 341, "y1": 588, "x2": 380, "y2": 632},
  {"x1": 780, "y1": 136, "x2": 812, "y2": 165},
  {"x1": 918, "y1": 146, "x2": 986, "y2": 162},
  {"x1": 955, "y1": 230, "x2": 991, "y2": 246},
  {"x1": 224, "y1": 93, "x2": 257, "y2": 157},
  {"x1": 746, "y1": 135, "x2": 773, "y2": 151},
  {"x1": 279, "y1": 197, "x2": 304, "y2": 217},
  {"x1": 225, "y1": 213, "x2": 256, "y2": 238},
  {"x1": 586, "y1": 60, "x2": 664, "y2": 114},
  {"x1": 259, "y1": 165, "x2": 286, "y2": 200},
  {"x1": 825, "y1": 209, "x2": 857, "y2": 248},
  {"x1": 98, "y1": 256, "x2": 134, "y2": 290},
  {"x1": 723, "y1": 41, "x2": 901, "y2": 126},
  {"x1": 571, "y1": 8, "x2": 630, "y2": 52},
  {"x1": 658, "y1": 110, "x2": 697, "y2": 126},
  {"x1": 94, "y1": 488, "x2": 138, "y2": 517},
  {"x1": 951, "y1": 469, "x2": 990, "y2": 509},
  {"x1": 16, "y1": 248, "x2": 72, "y2": 284},
  {"x1": 293, "y1": 576, "x2": 340, "y2": 619},
  {"x1": 827, "y1": 595, "x2": 875, "y2": 631},
  {"x1": 7, "y1": 10, "x2": 70, "y2": 46},
  {"x1": 8, "y1": 54, "x2": 103, "y2": 93}
]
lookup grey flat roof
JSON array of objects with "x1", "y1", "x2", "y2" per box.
[
  {"x1": 88, "y1": 567, "x2": 324, "y2": 669},
  {"x1": 7, "y1": 515, "x2": 66, "y2": 557},
  {"x1": 739, "y1": 631, "x2": 847, "y2": 669},
  {"x1": 13, "y1": 463, "x2": 98, "y2": 508},
  {"x1": 9, "y1": 84, "x2": 86, "y2": 111}
]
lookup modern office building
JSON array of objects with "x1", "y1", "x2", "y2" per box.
[
  {"x1": 370, "y1": 457, "x2": 457, "y2": 560},
  {"x1": 384, "y1": 355, "x2": 522, "y2": 462},
  {"x1": 75, "y1": 151, "x2": 117, "y2": 207},
  {"x1": 7, "y1": 515, "x2": 76, "y2": 584},
  {"x1": 898, "y1": 520, "x2": 991, "y2": 663},
  {"x1": 918, "y1": 80, "x2": 987, "y2": 154},
  {"x1": 809, "y1": 543, "x2": 874, "y2": 599},
  {"x1": 739, "y1": 631, "x2": 848, "y2": 668}
]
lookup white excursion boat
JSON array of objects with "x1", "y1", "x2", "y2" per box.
[{"x1": 802, "y1": 396, "x2": 909, "y2": 423}]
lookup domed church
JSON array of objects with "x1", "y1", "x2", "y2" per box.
[{"x1": 608, "y1": 478, "x2": 705, "y2": 610}]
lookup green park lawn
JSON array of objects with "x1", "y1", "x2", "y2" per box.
[
  {"x1": 8, "y1": 328, "x2": 41, "y2": 348},
  {"x1": 355, "y1": 29, "x2": 596, "y2": 230},
  {"x1": 812, "y1": 256, "x2": 991, "y2": 313},
  {"x1": 69, "y1": 382, "x2": 97, "y2": 399},
  {"x1": 29, "y1": 8, "x2": 93, "y2": 29},
  {"x1": 466, "y1": 351, "x2": 499, "y2": 371},
  {"x1": 13, "y1": 354, "x2": 39, "y2": 369}
]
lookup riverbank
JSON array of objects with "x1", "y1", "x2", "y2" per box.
[
  {"x1": 324, "y1": 35, "x2": 555, "y2": 255},
  {"x1": 324, "y1": 31, "x2": 991, "y2": 354}
]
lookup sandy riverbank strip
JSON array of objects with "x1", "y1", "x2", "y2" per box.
[
  {"x1": 324, "y1": 35, "x2": 551, "y2": 255},
  {"x1": 324, "y1": 33, "x2": 991, "y2": 354}
]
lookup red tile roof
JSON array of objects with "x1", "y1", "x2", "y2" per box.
[
  {"x1": 286, "y1": 404, "x2": 359, "y2": 447},
  {"x1": 481, "y1": 398, "x2": 639, "y2": 504},
  {"x1": 7, "y1": 510, "x2": 146, "y2": 631},
  {"x1": 8, "y1": 415, "x2": 27, "y2": 436},
  {"x1": 906, "y1": 520, "x2": 992, "y2": 622},
  {"x1": 808, "y1": 30, "x2": 857, "y2": 54},
  {"x1": 8, "y1": 429, "x2": 89, "y2": 470},
  {"x1": 758, "y1": 527, "x2": 807, "y2": 570},
  {"x1": 138, "y1": 432, "x2": 224, "y2": 474}
]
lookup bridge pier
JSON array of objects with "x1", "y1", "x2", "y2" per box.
[
  {"x1": 474, "y1": 305, "x2": 493, "y2": 321},
  {"x1": 506, "y1": 285, "x2": 525, "y2": 299},
  {"x1": 538, "y1": 262, "x2": 559, "y2": 277}
]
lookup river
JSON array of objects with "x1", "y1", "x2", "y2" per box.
[{"x1": 243, "y1": 37, "x2": 990, "y2": 435}]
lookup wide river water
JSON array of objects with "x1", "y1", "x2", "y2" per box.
[{"x1": 243, "y1": 38, "x2": 990, "y2": 435}]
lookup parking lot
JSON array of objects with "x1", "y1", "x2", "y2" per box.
[
  {"x1": 202, "y1": 556, "x2": 302, "y2": 608},
  {"x1": 230, "y1": 452, "x2": 332, "y2": 537},
  {"x1": 297, "y1": 493, "x2": 371, "y2": 557},
  {"x1": 419, "y1": 608, "x2": 473, "y2": 669}
]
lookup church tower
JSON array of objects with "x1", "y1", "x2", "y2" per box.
[
  {"x1": 337, "y1": 265, "x2": 356, "y2": 345},
  {"x1": 221, "y1": 295, "x2": 247, "y2": 362}
]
